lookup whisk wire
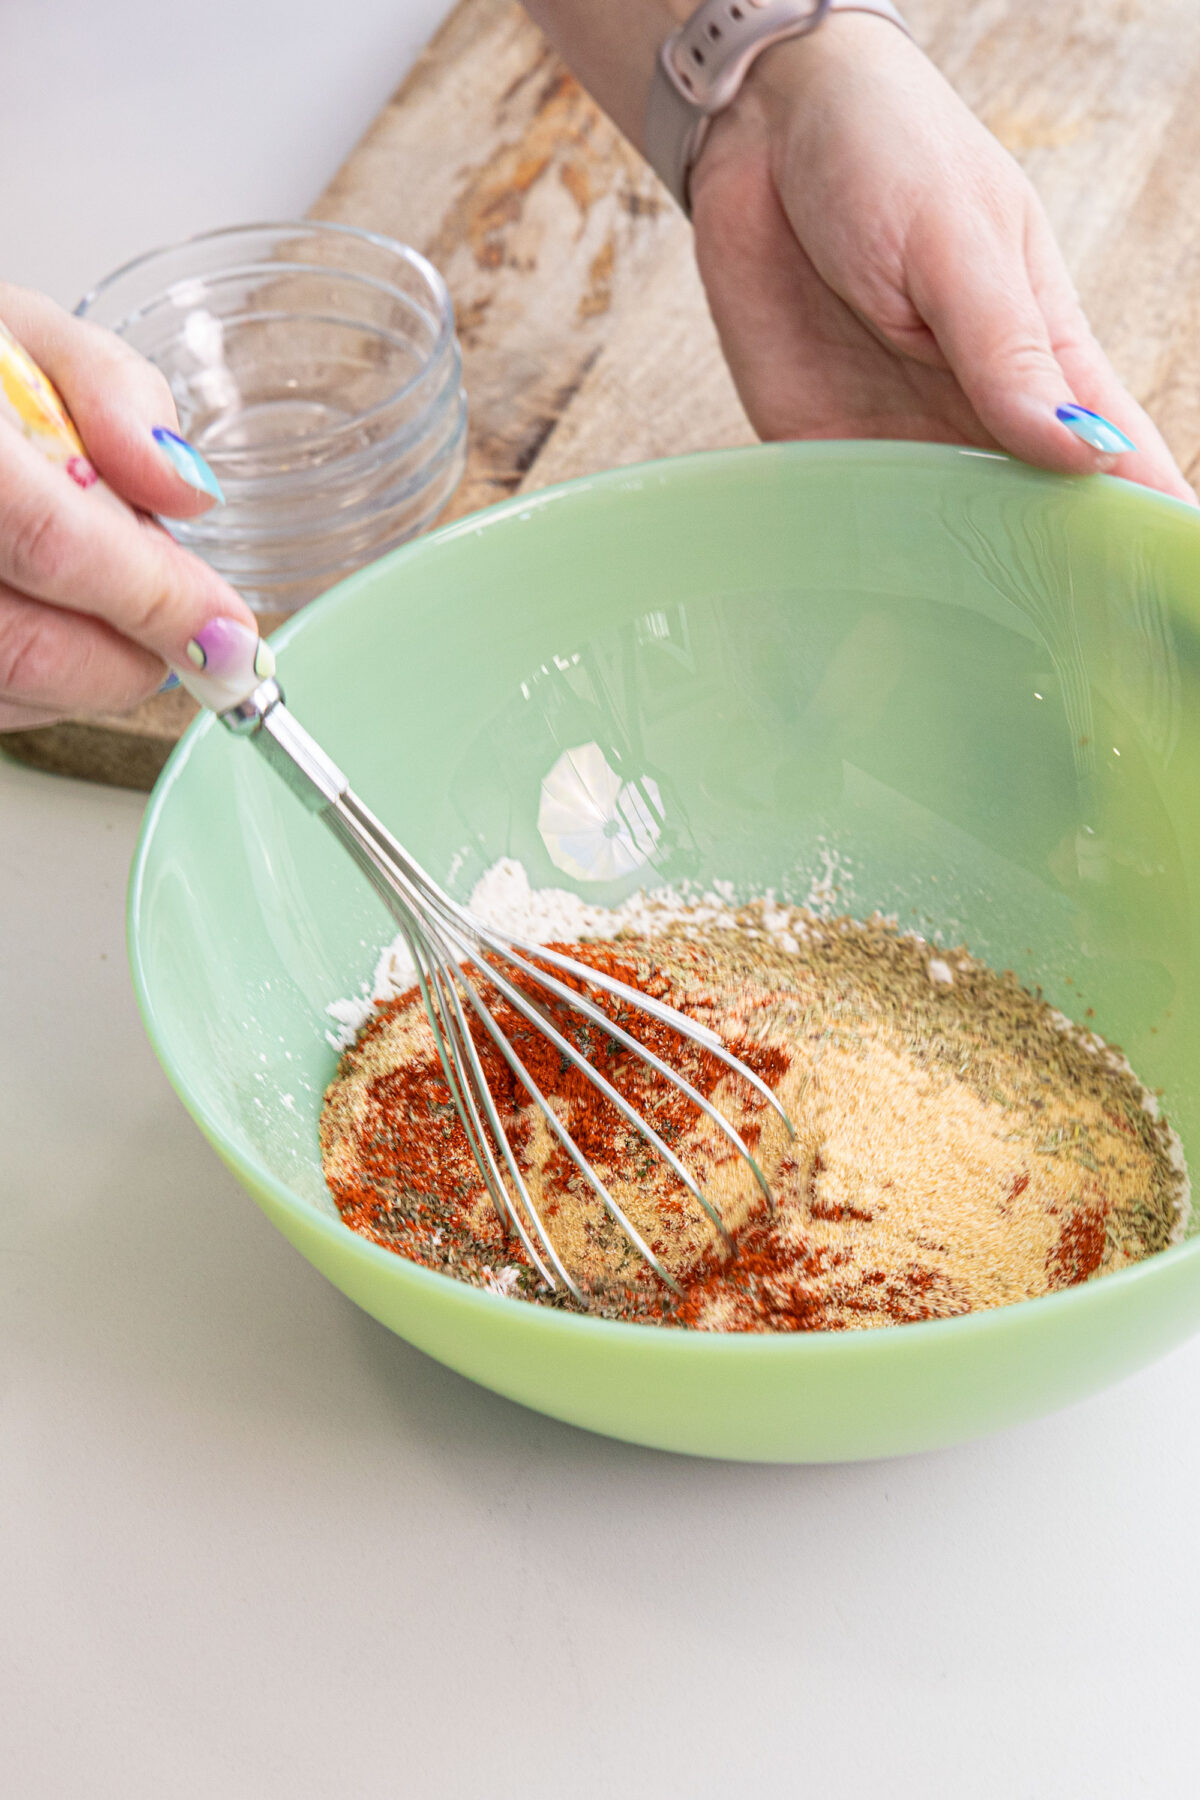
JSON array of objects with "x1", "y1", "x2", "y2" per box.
[
  {"x1": 448, "y1": 958, "x2": 685, "y2": 1295},
  {"x1": 330, "y1": 784, "x2": 747, "y2": 1281},
  {"x1": 328, "y1": 781, "x2": 768, "y2": 1125},
  {"x1": 459, "y1": 931, "x2": 773, "y2": 1206},
  {"x1": 367, "y1": 847, "x2": 785, "y2": 1196},
  {"x1": 458, "y1": 924, "x2": 793, "y2": 1128},
  {"x1": 234, "y1": 686, "x2": 795, "y2": 1302},
  {"x1": 324, "y1": 799, "x2": 579, "y2": 1293},
  {"x1": 421, "y1": 940, "x2": 584, "y2": 1298},
  {"x1": 334, "y1": 784, "x2": 749, "y2": 1258},
  {"x1": 432, "y1": 906, "x2": 736, "y2": 1257}
]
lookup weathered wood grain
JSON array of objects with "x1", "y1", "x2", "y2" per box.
[
  {"x1": 314, "y1": 1, "x2": 744, "y2": 522},
  {"x1": 7, "y1": 0, "x2": 1200, "y2": 786}
]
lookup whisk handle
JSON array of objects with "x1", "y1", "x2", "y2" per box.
[{"x1": 222, "y1": 676, "x2": 349, "y2": 813}]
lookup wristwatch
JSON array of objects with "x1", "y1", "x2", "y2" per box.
[{"x1": 645, "y1": 0, "x2": 912, "y2": 212}]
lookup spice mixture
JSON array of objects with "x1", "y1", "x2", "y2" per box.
[{"x1": 320, "y1": 865, "x2": 1189, "y2": 1332}]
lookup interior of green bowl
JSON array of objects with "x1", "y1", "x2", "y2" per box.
[{"x1": 129, "y1": 442, "x2": 1200, "y2": 1459}]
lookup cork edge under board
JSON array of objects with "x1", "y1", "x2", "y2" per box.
[{"x1": 2, "y1": 686, "x2": 201, "y2": 789}]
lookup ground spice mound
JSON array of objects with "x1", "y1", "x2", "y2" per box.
[{"x1": 319, "y1": 905, "x2": 1189, "y2": 1332}]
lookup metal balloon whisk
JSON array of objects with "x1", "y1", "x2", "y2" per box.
[{"x1": 225, "y1": 674, "x2": 793, "y2": 1301}]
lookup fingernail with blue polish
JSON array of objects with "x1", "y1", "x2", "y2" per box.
[
  {"x1": 157, "y1": 670, "x2": 181, "y2": 695},
  {"x1": 1056, "y1": 404, "x2": 1137, "y2": 455},
  {"x1": 152, "y1": 427, "x2": 225, "y2": 501}
]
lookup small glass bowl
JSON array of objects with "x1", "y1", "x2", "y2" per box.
[{"x1": 77, "y1": 221, "x2": 467, "y2": 615}]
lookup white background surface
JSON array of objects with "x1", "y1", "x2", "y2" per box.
[
  {"x1": 4, "y1": 5, "x2": 1200, "y2": 1797},
  {"x1": 2, "y1": 0, "x2": 455, "y2": 309}
]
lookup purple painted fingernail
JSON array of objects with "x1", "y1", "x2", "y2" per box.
[{"x1": 184, "y1": 616, "x2": 275, "y2": 682}]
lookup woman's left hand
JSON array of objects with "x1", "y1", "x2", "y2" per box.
[{"x1": 689, "y1": 13, "x2": 1196, "y2": 505}]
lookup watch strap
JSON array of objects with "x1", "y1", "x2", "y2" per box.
[{"x1": 645, "y1": 0, "x2": 911, "y2": 213}]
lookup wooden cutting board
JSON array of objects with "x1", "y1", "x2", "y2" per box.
[{"x1": 7, "y1": 0, "x2": 1200, "y2": 786}]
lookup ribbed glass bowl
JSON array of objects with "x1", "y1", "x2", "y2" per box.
[
  {"x1": 128, "y1": 442, "x2": 1200, "y2": 1461},
  {"x1": 78, "y1": 221, "x2": 466, "y2": 613}
]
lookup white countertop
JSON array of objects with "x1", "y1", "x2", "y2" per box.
[{"x1": 4, "y1": 6, "x2": 1200, "y2": 1796}]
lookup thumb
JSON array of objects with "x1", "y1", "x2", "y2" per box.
[{"x1": 908, "y1": 229, "x2": 1135, "y2": 476}]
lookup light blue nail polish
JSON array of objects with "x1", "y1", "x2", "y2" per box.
[
  {"x1": 156, "y1": 670, "x2": 181, "y2": 695},
  {"x1": 1055, "y1": 404, "x2": 1137, "y2": 455},
  {"x1": 152, "y1": 427, "x2": 225, "y2": 501}
]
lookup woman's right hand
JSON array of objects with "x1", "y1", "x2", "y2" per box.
[{"x1": 0, "y1": 283, "x2": 261, "y2": 731}]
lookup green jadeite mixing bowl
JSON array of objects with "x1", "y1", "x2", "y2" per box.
[{"x1": 129, "y1": 442, "x2": 1200, "y2": 1462}]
